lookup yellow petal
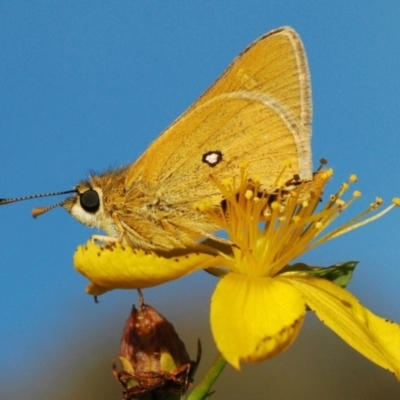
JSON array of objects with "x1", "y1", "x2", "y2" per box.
[
  {"x1": 210, "y1": 273, "x2": 306, "y2": 369},
  {"x1": 74, "y1": 240, "x2": 226, "y2": 295},
  {"x1": 287, "y1": 275, "x2": 400, "y2": 379}
]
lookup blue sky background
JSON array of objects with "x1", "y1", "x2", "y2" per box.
[{"x1": 1, "y1": 2, "x2": 400, "y2": 399}]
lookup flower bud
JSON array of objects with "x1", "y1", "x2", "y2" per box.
[{"x1": 113, "y1": 300, "x2": 200, "y2": 399}]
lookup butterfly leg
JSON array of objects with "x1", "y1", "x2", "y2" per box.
[
  {"x1": 112, "y1": 211, "x2": 127, "y2": 242},
  {"x1": 90, "y1": 213, "x2": 127, "y2": 244},
  {"x1": 90, "y1": 234, "x2": 119, "y2": 244}
]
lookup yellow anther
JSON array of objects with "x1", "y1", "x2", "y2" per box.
[
  {"x1": 284, "y1": 160, "x2": 292, "y2": 168},
  {"x1": 392, "y1": 198, "x2": 400, "y2": 206},
  {"x1": 292, "y1": 215, "x2": 301, "y2": 223},
  {"x1": 193, "y1": 198, "x2": 213, "y2": 211},
  {"x1": 245, "y1": 190, "x2": 253, "y2": 200},
  {"x1": 222, "y1": 178, "x2": 232, "y2": 187},
  {"x1": 271, "y1": 201, "x2": 279, "y2": 210},
  {"x1": 349, "y1": 174, "x2": 358, "y2": 182}
]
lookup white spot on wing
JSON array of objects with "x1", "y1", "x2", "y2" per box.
[{"x1": 202, "y1": 150, "x2": 223, "y2": 167}]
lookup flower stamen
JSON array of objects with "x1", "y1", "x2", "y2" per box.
[{"x1": 201, "y1": 165, "x2": 398, "y2": 278}]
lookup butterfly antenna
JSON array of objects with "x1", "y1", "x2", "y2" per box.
[
  {"x1": 0, "y1": 189, "x2": 77, "y2": 217},
  {"x1": 32, "y1": 199, "x2": 69, "y2": 218},
  {"x1": 0, "y1": 190, "x2": 76, "y2": 206}
]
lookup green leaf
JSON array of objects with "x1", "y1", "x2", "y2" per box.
[{"x1": 282, "y1": 261, "x2": 358, "y2": 288}]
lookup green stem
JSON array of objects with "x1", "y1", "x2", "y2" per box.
[{"x1": 187, "y1": 353, "x2": 227, "y2": 400}]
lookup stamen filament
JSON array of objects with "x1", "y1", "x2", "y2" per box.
[{"x1": 313, "y1": 202, "x2": 397, "y2": 244}]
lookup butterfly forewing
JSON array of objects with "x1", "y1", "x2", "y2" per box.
[
  {"x1": 120, "y1": 27, "x2": 313, "y2": 248},
  {"x1": 126, "y1": 27, "x2": 311, "y2": 198},
  {"x1": 192, "y1": 26, "x2": 311, "y2": 135}
]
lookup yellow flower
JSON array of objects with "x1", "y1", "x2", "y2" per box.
[
  {"x1": 204, "y1": 165, "x2": 400, "y2": 377},
  {"x1": 74, "y1": 164, "x2": 400, "y2": 379}
]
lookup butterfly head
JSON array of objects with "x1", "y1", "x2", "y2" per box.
[
  {"x1": 61, "y1": 180, "x2": 104, "y2": 227},
  {"x1": 53, "y1": 174, "x2": 122, "y2": 238},
  {"x1": 0, "y1": 169, "x2": 125, "y2": 238}
]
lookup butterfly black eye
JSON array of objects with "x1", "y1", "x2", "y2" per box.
[{"x1": 80, "y1": 189, "x2": 100, "y2": 213}]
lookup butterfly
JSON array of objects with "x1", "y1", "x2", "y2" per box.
[{"x1": 1, "y1": 27, "x2": 313, "y2": 251}]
